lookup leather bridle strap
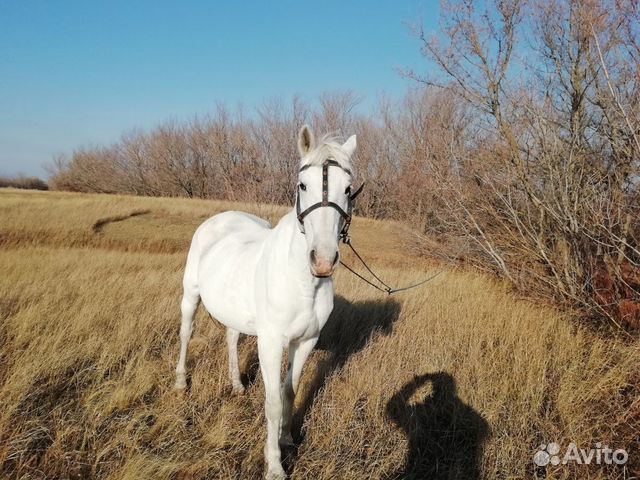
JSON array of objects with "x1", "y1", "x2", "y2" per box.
[{"x1": 296, "y1": 158, "x2": 364, "y2": 237}]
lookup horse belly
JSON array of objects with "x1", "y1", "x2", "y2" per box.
[{"x1": 198, "y1": 238, "x2": 260, "y2": 336}]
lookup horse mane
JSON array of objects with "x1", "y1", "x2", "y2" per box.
[{"x1": 301, "y1": 134, "x2": 354, "y2": 174}]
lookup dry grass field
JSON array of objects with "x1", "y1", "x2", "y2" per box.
[{"x1": 0, "y1": 188, "x2": 638, "y2": 479}]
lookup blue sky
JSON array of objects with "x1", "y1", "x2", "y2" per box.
[{"x1": 0, "y1": 1, "x2": 438, "y2": 177}]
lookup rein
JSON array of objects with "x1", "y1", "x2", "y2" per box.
[{"x1": 338, "y1": 235, "x2": 448, "y2": 295}]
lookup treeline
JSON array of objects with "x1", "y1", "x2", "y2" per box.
[
  {"x1": 51, "y1": 0, "x2": 640, "y2": 331},
  {"x1": 49, "y1": 90, "x2": 459, "y2": 223},
  {"x1": 0, "y1": 176, "x2": 48, "y2": 190}
]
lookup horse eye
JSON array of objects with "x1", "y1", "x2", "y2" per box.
[
  {"x1": 299, "y1": 183, "x2": 306, "y2": 191},
  {"x1": 345, "y1": 186, "x2": 352, "y2": 195}
]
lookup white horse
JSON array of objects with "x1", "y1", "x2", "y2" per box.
[{"x1": 174, "y1": 125, "x2": 358, "y2": 479}]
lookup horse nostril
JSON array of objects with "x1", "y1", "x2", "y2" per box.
[
  {"x1": 310, "y1": 249, "x2": 317, "y2": 264},
  {"x1": 332, "y1": 251, "x2": 339, "y2": 266}
]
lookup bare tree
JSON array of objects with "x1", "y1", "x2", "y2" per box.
[{"x1": 408, "y1": 0, "x2": 640, "y2": 329}]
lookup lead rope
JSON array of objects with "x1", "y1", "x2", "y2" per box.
[{"x1": 339, "y1": 235, "x2": 451, "y2": 295}]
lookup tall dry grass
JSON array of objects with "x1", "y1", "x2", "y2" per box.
[{"x1": 0, "y1": 188, "x2": 638, "y2": 479}]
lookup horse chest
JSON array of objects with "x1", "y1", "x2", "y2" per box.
[{"x1": 285, "y1": 309, "x2": 321, "y2": 342}]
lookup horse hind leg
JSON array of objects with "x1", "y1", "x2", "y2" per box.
[
  {"x1": 175, "y1": 290, "x2": 199, "y2": 390},
  {"x1": 226, "y1": 328, "x2": 245, "y2": 394}
]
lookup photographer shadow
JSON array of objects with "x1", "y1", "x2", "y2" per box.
[{"x1": 385, "y1": 372, "x2": 490, "y2": 480}]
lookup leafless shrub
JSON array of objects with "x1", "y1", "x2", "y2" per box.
[{"x1": 407, "y1": 0, "x2": 640, "y2": 330}]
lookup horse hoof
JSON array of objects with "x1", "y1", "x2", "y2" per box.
[
  {"x1": 232, "y1": 384, "x2": 245, "y2": 395},
  {"x1": 265, "y1": 468, "x2": 286, "y2": 480},
  {"x1": 174, "y1": 375, "x2": 187, "y2": 390}
]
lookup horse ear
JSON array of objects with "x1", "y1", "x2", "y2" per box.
[
  {"x1": 298, "y1": 125, "x2": 315, "y2": 157},
  {"x1": 342, "y1": 135, "x2": 357, "y2": 157}
]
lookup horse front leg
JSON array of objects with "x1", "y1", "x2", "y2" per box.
[
  {"x1": 257, "y1": 334, "x2": 286, "y2": 480},
  {"x1": 280, "y1": 337, "x2": 317, "y2": 448}
]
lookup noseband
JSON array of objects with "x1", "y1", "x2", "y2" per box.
[{"x1": 296, "y1": 159, "x2": 364, "y2": 238}]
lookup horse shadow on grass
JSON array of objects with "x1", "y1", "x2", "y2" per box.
[
  {"x1": 384, "y1": 372, "x2": 490, "y2": 480},
  {"x1": 283, "y1": 295, "x2": 401, "y2": 468}
]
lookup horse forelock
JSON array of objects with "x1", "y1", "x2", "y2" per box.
[{"x1": 300, "y1": 135, "x2": 354, "y2": 175}]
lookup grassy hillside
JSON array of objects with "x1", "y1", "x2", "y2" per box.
[{"x1": 0, "y1": 188, "x2": 638, "y2": 479}]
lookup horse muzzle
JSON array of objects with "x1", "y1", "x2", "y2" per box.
[{"x1": 310, "y1": 249, "x2": 339, "y2": 277}]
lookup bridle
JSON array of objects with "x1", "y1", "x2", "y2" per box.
[{"x1": 295, "y1": 158, "x2": 364, "y2": 238}]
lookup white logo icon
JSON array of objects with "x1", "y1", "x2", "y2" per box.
[
  {"x1": 534, "y1": 442, "x2": 561, "y2": 466},
  {"x1": 534, "y1": 442, "x2": 628, "y2": 466}
]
